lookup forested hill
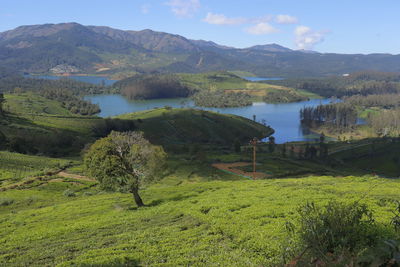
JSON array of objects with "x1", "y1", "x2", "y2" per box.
[{"x1": 2, "y1": 23, "x2": 400, "y2": 77}]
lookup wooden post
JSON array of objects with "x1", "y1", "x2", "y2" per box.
[{"x1": 250, "y1": 137, "x2": 258, "y2": 179}]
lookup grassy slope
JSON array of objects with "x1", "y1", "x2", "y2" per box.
[
  {"x1": 0, "y1": 175, "x2": 398, "y2": 266},
  {"x1": 0, "y1": 151, "x2": 74, "y2": 185},
  {"x1": 3, "y1": 93, "x2": 103, "y2": 135},
  {"x1": 117, "y1": 108, "x2": 273, "y2": 145},
  {"x1": 177, "y1": 72, "x2": 314, "y2": 101}
]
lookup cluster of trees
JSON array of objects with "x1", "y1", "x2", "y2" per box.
[
  {"x1": 300, "y1": 103, "x2": 358, "y2": 129},
  {"x1": 0, "y1": 74, "x2": 105, "y2": 95},
  {"x1": 270, "y1": 71, "x2": 400, "y2": 98},
  {"x1": 344, "y1": 94, "x2": 400, "y2": 109},
  {"x1": 263, "y1": 90, "x2": 307, "y2": 103},
  {"x1": 0, "y1": 72, "x2": 105, "y2": 115},
  {"x1": 0, "y1": 93, "x2": 4, "y2": 116},
  {"x1": 367, "y1": 109, "x2": 400, "y2": 136},
  {"x1": 193, "y1": 91, "x2": 252, "y2": 107},
  {"x1": 116, "y1": 74, "x2": 191, "y2": 100},
  {"x1": 40, "y1": 88, "x2": 100, "y2": 115}
]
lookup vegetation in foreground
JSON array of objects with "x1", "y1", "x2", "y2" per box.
[{"x1": 1, "y1": 175, "x2": 400, "y2": 266}]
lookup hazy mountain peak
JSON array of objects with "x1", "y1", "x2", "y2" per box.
[{"x1": 247, "y1": 43, "x2": 292, "y2": 52}]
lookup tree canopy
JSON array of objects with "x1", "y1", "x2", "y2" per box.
[{"x1": 84, "y1": 131, "x2": 166, "y2": 207}]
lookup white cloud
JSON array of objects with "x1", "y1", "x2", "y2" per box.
[
  {"x1": 141, "y1": 4, "x2": 150, "y2": 14},
  {"x1": 246, "y1": 23, "x2": 278, "y2": 35},
  {"x1": 275, "y1": 14, "x2": 298, "y2": 24},
  {"x1": 166, "y1": 0, "x2": 200, "y2": 18},
  {"x1": 294, "y1": 25, "x2": 325, "y2": 50},
  {"x1": 203, "y1": 12, "x2": 246, "y2": 25}
]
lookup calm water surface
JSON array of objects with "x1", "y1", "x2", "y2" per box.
[{"x1": 85, "y1": 94, "x2": 332, "y2": 143}]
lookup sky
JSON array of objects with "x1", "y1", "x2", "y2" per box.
[{"x1": 0, "y1": 0, "x2": 399, "y2": 54}]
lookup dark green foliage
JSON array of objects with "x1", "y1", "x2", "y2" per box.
[
  {"x1": 192, "y1": 91, "x2": 252, "y2": 108},
  {"x1": 40, "y1": 88, "x2": 100, "y2": 115},
  {"x1": 117, "y1": 74, "x2": 191, "y2": 100},
  {"x1": 91, "y1": 118, "x2": 136, "y2": 137},
  {"x1": 300, "y1": 103, "x2": 358, "y2": 129},
  {"x1": 234, "y1": 139, "x2": 241, "y2": 152},
  {"x1": 0, "y1": 93, "x2": 5, "y2": 115},
  {"x1": 273, "y1": 71, "x2": 400, "y2": 98},
  {"x1": 193, "y1": 91, "x2": 253, "y2": 108},
  {"x1": 263, "y1": 90, "x2": 307, "y2": 103},
  {"x1": 268, "y1": 136, "x2": 276, "y2": 153}
]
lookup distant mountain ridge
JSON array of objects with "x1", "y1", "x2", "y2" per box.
[{"x1": 1, "y1": 22, "x2": 400, "y2": 77}]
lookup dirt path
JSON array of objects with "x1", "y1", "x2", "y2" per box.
[
  {"x1": 57, "y1": 171, "x2": 95, "y2": 181},
  {"x1": 212, "y1": 162, "x2": 268, "y2": 180}
]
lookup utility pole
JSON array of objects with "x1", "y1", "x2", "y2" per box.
[{"x1": 250, "y1": 137, "x2": 259, "y2": 179}]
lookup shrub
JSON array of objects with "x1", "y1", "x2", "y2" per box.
[
  {"x1": 63, "y1": 189, "x2": 76, "y2": 197},
  {"x1": 285, "y1": 201, "x2": 381, "y2": 265},
  {"x1": 0, "y1": 198, "x2": 14, "y2": 206}
]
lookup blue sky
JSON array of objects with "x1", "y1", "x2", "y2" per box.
[{"x1": 0, "y1": 0, "x2": 399, "y2": 54}]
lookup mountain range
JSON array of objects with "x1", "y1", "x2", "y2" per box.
[{"x1": 1, "y1": 22, "x2": 400, "y2": 77}]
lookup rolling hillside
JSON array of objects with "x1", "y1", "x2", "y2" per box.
[{"x1": 116, "y1": 108, "x2": 274, "y2": 145}]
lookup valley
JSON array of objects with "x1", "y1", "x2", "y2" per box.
[{"x1": 1, "y1": 15, "x2": 400, "y2": 266}]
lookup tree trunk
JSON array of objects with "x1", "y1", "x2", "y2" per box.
[{"x1": 131, "y1": 187, "x2": 145, "y2": 207}]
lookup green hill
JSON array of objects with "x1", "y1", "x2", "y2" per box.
[
  {"x1": 114, "y1": 71, "x2": 312, "y2": 103},
  {"x1": 116, "y1": 108, "x2": 273, "y2": 145}
]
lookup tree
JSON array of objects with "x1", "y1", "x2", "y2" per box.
[
  {"x1": 268, "y1": 136, "x2": 276, "y2": 153},
  {"x1": 234, "y1": 138, "x2": 241, "y2": 153},
  {"x1": 0, "y1": 93, "x2": 4, "y2": 115},
  {"x1": 84, "y1": 131, "x2": 166, "y2": 207}
]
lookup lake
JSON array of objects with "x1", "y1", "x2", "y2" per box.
[
  {"x1": 84, "y1": 94, "x2": 332, "y2": 143},
  {"x1": 26, "y1": 74, "x2": 117, "y2": 86}
]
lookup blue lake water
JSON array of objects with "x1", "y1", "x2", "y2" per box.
[
  {"x1": 26, "y1": 75, "x2": 117, "y2": 86},
  {"x1": 84, "y1": 94, "x2": 332, "y2": 143}
]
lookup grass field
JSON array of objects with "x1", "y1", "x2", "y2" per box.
[
  {"x1": 176, "y1": 72, "x2": 314, "y2": 101},
  {"x1": 0, "y1": 174, "x2": 399, "y2": 266}
]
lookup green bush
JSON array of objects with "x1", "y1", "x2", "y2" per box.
[
  {"x1": 286, "y1": 201, "x2": 381, "y2": 264},
  {"x1": 0, "y1": 198, "x2": 14, "y2": 206},
  {"x1": 63, "y1": 189, "x2": 76, "y2": 197}
]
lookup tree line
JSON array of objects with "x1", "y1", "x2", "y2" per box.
[
  {"x1": 268, "y1": 71, "x2": 400, "y2": 98},
  {"x1": 40, "y1": 88, "x2": 100, "y2": 115},
  {"x1": 115, "y1": 74, "x2": 191, "y2": 100},
  {"x1": 0, "y1": 73, "x2": 104, "y2": 115},
  {"x1": 192, "y1": 91, "x2": 252, "y2": 108},
  {"x1": 300, "y1": 103, "x2": 358, "y2": 129}
]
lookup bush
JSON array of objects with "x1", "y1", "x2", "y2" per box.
[
  {"x1": 0, "y1": 198, "x2": 14, "y2": 206},
  {"x1": 285, "y1": 201, "x2": 381, "y2": 265},
  {"x1": 63, "y1": 189, "x2": 76, "y2": 197}
]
